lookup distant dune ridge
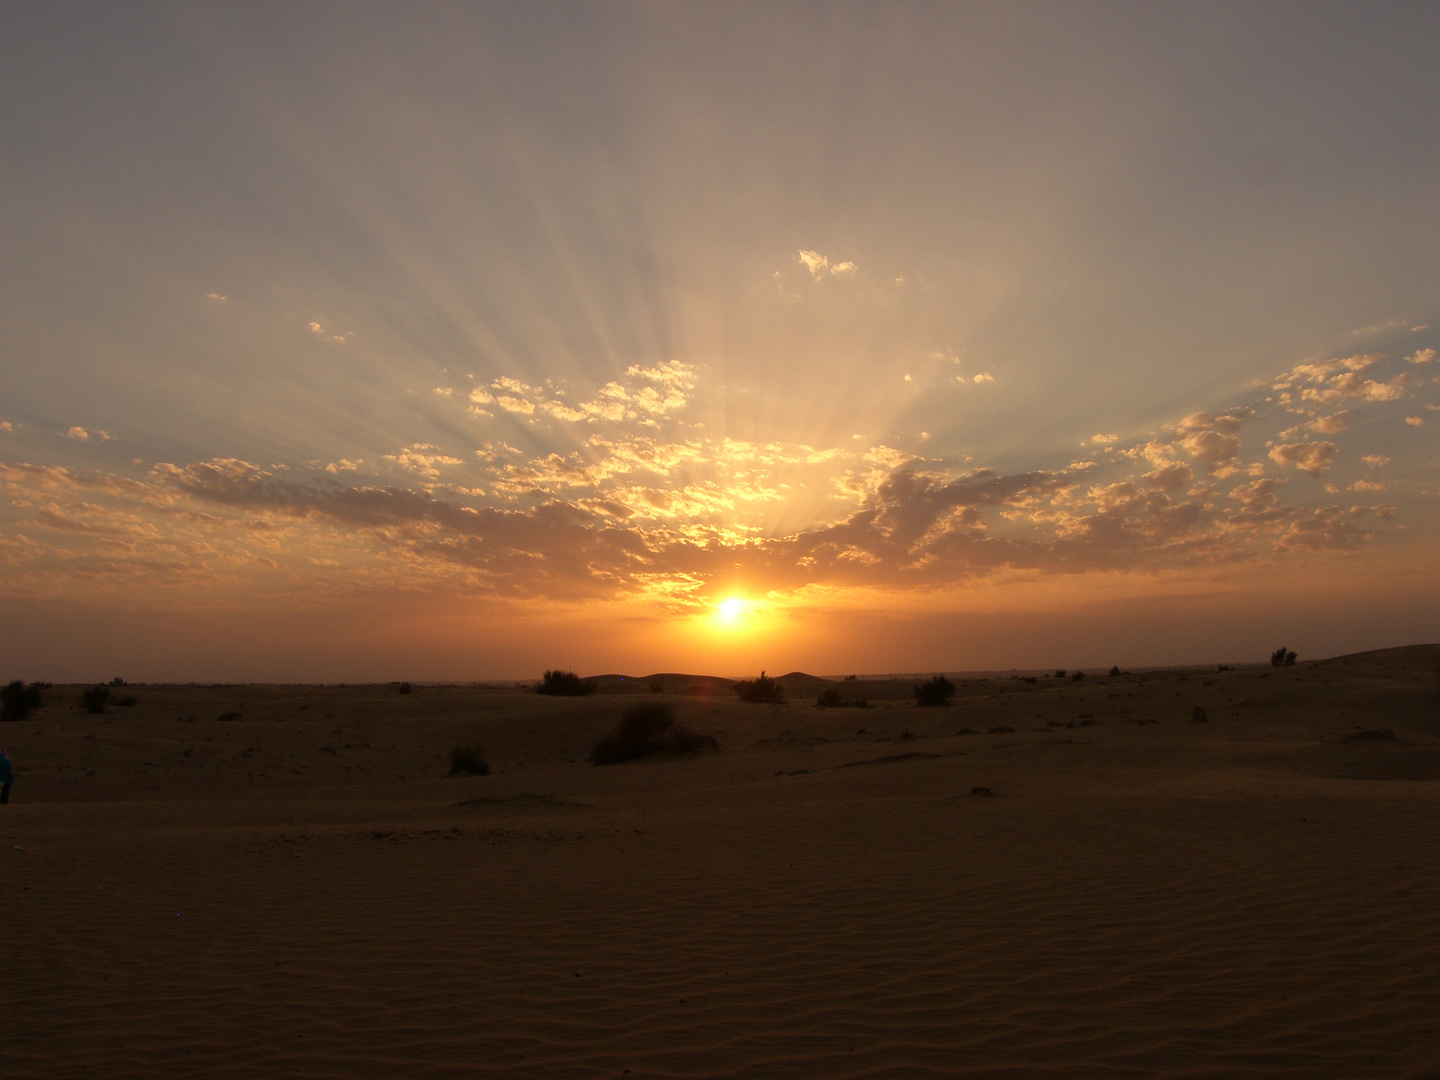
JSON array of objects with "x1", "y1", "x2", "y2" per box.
[{"x1": 5, "y1": 644, "x2": 1440, "y2": 1077}]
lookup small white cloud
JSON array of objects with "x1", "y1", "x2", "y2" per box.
[
  {"x1": 323, "y1": 459, "x2": 362, "y2": 474},
  {"x1": 1310, "y1": 411, "x2": 1352, "y2": 434},
  {"x1": 308, "y1": 322, "x2": 324, "y2": 334},
  {"x1": 1406, "y1": 348, "x2": 1435, "y2": 365},
  {"x1": 1414, "y1": 325, "x2": 1431, "y2": 332},
  {"x1": 0, "y1": 421, "x2": 12, "y2": 432},
  {"x1": 920, "y1": 431, "x2": 930, "y2": 440},
  {"x1": 1362, "y1": 455, "x2": 1391, "y2": 468},
  {"x1": 1269, "y1": 441, "x2": 1338, "y2": 476},
  {"x1": 1089, "y1": 433, "x2": 1119, "y2": 445},
  {"x1": 903, "y1": 373, "x2": 913, "y2": 382},
  {"x1": 433, "y1": 387, "x2": 454, "y2": 396},
  {"x1": 206, "y1": 293, "x2": 229, "y2": 302},
  {"x1": 797, "y1": 250, "x2": 857, "y2": 280},
  {"x1": 973, "y1": 372, "x2": 995, "y2": 384},
  {"x1": 1350, "y1": 479, "x2": 1387, "y2": 492},
  {"x1": 65, "y1": 426, "x2": 89, "y2": 441},
  {"x1": 1405, "y1": 415, "x2": 1425, "y2": 426}
]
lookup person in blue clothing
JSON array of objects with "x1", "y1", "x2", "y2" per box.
[{"x1": 0, "y1": 747, "x2": 13, "y2": 804}]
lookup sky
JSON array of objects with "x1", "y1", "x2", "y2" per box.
[{"x1": 2, "y1": 2, "x2": 1438, "y2": 682}]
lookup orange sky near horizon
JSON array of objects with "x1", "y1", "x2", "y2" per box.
[{"x1": 2, "y1": 4, "x2": 1438, "y2": 681}]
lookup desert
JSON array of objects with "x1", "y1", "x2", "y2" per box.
[{"x1": 4, "y1": 644, "x2": 1438, "y2": 1078}]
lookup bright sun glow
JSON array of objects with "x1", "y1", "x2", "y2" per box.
[{"x1": 717, "y1": 597, "x2": 745, "y2": 621}]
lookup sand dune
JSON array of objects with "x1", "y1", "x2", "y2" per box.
[{"x1": 4, "y1": 646, "x2": 1439, "y2": 1077}]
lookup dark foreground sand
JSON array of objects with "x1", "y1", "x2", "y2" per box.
[{"x1": 4, "y1": 646, "x2": 1439, "y2": 1078}]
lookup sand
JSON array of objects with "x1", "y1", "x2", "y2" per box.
[{"x1": 4, "y1": 645, "x2": 1439, "y2": 1078}]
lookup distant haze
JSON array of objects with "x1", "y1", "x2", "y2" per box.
[{"x1": 2, "y1": 3, "x2": 1438, "y2": 681}]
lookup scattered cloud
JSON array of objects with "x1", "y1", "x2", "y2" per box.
[
  {"x1": 797, "y1": 250, "x2": 857, "y2": 279},
  {"x1": 1405, "y1": 416, "x2": 1425, "y2": 426},
  {"x1": 1268, "y1": 441, "x2": 1338, "y2": 476},
  {"x1": 1362, "y1": 455, "x2": 1390, "y2": 468},
  {"x1": 1407, "y1": 348, "x2": 1435, "y2": 364},
  {"x1": 382, "y1": 444, "x2": 462, "y2": 481},
  {"x1": 972, "y1": 372, "x2": 995, "y2": 384},
  {"x1": 65, "y1": 426, "x2": 89, "y2": 441},
  {"x1": 1089, "y1": 433, "x2": 1119, "y2": 445},
  {"x1": 308, "y1": 322, "x2": 324, "y2": 334},
  {"x1": 1310, "y1": 411, "x2": 1352, "y2": 434}
]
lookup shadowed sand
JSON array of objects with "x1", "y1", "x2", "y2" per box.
[{"x1": 4, "y1": 645, "x2": 1439, "y2": 1077}]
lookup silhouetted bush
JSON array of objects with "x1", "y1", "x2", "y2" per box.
[
  {"x1": 1270, "y1": 647, "x2": 1297, "y2": 667},
  {"x1": 589, "y1": 702, "x2": 719, "y2": 765},
  {"x1": 536, "y1": 669, "x2": 595, "y2": 696},
  {"x1": 650, "y1": 679, "x2": 663, "y2": 693},
  {"x1": 1109, "y1": 665, "x2": 1122, "y2": 677},
  {"x1": 817, "y1": 688, "x2": 844, "y2": 708},
  {"x1": 110, "y1": 677, "x2": 126, "y2": 687},
  {"x1": 448, "y1": 743, "x2": 490, "y2": 776},
  {"x1": 398, "y1": 682, "x2": 412, "y2": 695},
  {"x1": 1055, "y1": 669, "x2": 1066, "y2": 678},
  {"x1": 81, "y1": 686, "x2": 110, "y2": 714},
  {"x1": 1, "y1": 681, "x2": 43, "y2": 723},
  {"x1": 914, "y1": 675, "x2": 955, "y2": 707},
  {"x1": 115, "y1": 694, "x2": 137, "y2": 707},
  {"x1": 1192, "y1": 706, "x2": 1208, "y2": 723},
  {"x1": 1071, "y1": 671, "x2": 1085, "y2": 682},
  {"x1": 734, "y1": 671, "x2": 784, "y2": 704}
]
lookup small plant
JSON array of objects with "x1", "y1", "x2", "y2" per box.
[
  {"x1": 398, "y1": 682, "x2": 412, "y2": 695},
  {"x1": 914, "y1": 675, "x2": 955, "y2": 707},
  {"x1": 590, "y1": 701, "x2": 719, "y2": 765},
  {"x1": 537, "y1": 669, "x2": 595, "y2": 696},
  {"x1": 817, "y1": 688, "x2": 844, "y2": 708},
  {"x1": 109, "y1": 677, "x2": 126, "y2": 687},
  {"x1": 1192, "y1": 706, "x2": 1208, "y2": 723},
  {"x1": 1, "y1": 681, "x2": 43, "y2": 723},
  {"x1": 1071, "y1": 671, "x2": 1085, "y2": 682},
  {"x1": 115, "y1": 694, "x2": 138, "y2": 707},
  {"x1": 734, "y1": 671, "x2": 784, "y2": 704},
  {"x1": 650, "y1": 679, "x2": 663, "y2": 694},
  {"x1": 1270, "y1": 647, "x2": 1297, "y2": 667},
  {"x1": 1109, "y1": 665, "x2": 1122, "y2": 677},
  {"x1": 1055, "y1": 670, "x2": 1066, "y2": 679},
  {"x1": 448, "y1": 743, "x2": 490, "y2": 776},
  {"x1": 82, "y1": 685, "x2": 110, "y2": 714}
]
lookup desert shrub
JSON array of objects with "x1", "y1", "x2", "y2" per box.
[
  {"x1": 1109, "y1": 665, "x2": 1122, "y2": 676},
  {"x1": 537, "y1": 669, "x2": 595, "y2": 696},
  {"x1": 914, "y1": 675, "x2": 955, "y2": 707},
  {"x1": 1192, "y1": 706, "x2": 1208, "y2": 723},
  {"x1": 589, "y1": 701, "x2": 718, "y2": 765},
  {"x1": 734, "y1": 671, "x2": 784, "y2": 704},
  {"x1": 1071, "y1": 671, "x2": 1085, "y2": 682},
  {"x1": 448, "y1": 742, "x2": 490, "y2": 776},
  {"x1": 398, "y1": 682, "x2": 412, "y2": 695},
  {"x1": 650, "y1": 679, "x2": 663, "y2": 694},
  {"x1": 109, "y1": 677, "x2": 126, "y2": 687},
  {"x1": 115, "y1": 694, "x2": 138, "y2": 707},
  {"x1": 1, "y1": 680, "x2": 43, "y2": 723},
  {"x1": 1055, "y1": 669, "x2": 1066, "y2": 678},
  {"x1": 81, "y1": 685, "x2": 110, "y2": 714},
  {"x1": 817, "y1": 688, "x2": 844, "y2": 708},
  {"x1": 1270, "y1": 647, "x2": 1297, "y2": 667}
]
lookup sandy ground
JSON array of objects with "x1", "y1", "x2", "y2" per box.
[{"x1": 4, "y1": 646, "x2": 1439, "y2": 1078}]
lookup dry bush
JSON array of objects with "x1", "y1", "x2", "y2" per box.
[
  {"x1": 590, "y1": 702, "x2": 719, "y2": 765},
  {"x1": 537, "y1": 669, "x2": 595, "y2": 696},
  {"x1": 448, "y1": 743, "x2": 490, "y2": 776},
  {"x1": 734, "y1": 671, "x2": 784, "y2": 704}
]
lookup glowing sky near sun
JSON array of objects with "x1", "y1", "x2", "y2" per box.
[{"x1": 1, "y1": 3, "x2": 1438, "y2": 681}]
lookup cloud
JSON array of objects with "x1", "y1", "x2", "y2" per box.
[
  {"x1": 433, "y1": 387, "x2": 454, "y2": 396},
  {"x1": 1089, "y1": 433, "x2": 1119, "y2": 445},
  {"x1": 382, "y1": 444, "x2": 462, "y2": 481},
  {"x1": 797, "y1": 250, "x2": 857, "y2": 279},
  {"x1": 1310, "y1": 411, "x2": 1352, "y2": 434},
  {"x1": 1362, "y1": 455, "x2": 1390, "y2": 468},
  {"x1": 65, "y1": 426, "x2": 89, "y2": 441},
  {"x1": 308, "y1": 322, "x2": 324, "y2": 334},
  {"x1": 1268, "y1": 441, "x2": 1338, "y2": 476},
  {"x1": 1142, "y1": 462, "x2": 1193, "y2": 493},
  {"x1": 972, "y1": 372, "x2": 995, "y2": 384},
  {"x1": 1406, "y1": 348, "x2": 1435, "y2": 364},
  {"x1": 0, "y1": 421, "x2": 12, "y2": 432},
  {"x1": 1405, "y1": 416, "x2": 1425, "y2": 426}
]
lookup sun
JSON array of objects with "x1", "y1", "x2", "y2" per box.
[{"x1": 717, "y1": 597, "x2": 745, "y2": 621}]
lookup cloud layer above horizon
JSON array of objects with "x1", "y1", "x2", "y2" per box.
[{"x1": 1, "y1": 4, "x2": 1438, "y2": 675}]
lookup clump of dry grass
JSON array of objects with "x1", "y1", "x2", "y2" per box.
[
  {"x1": 448, "y1": 743, "x2": 490, "y2": 776},
  {"x1": 590, "y1": 702, "x2": 719, "y2": 765}
]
